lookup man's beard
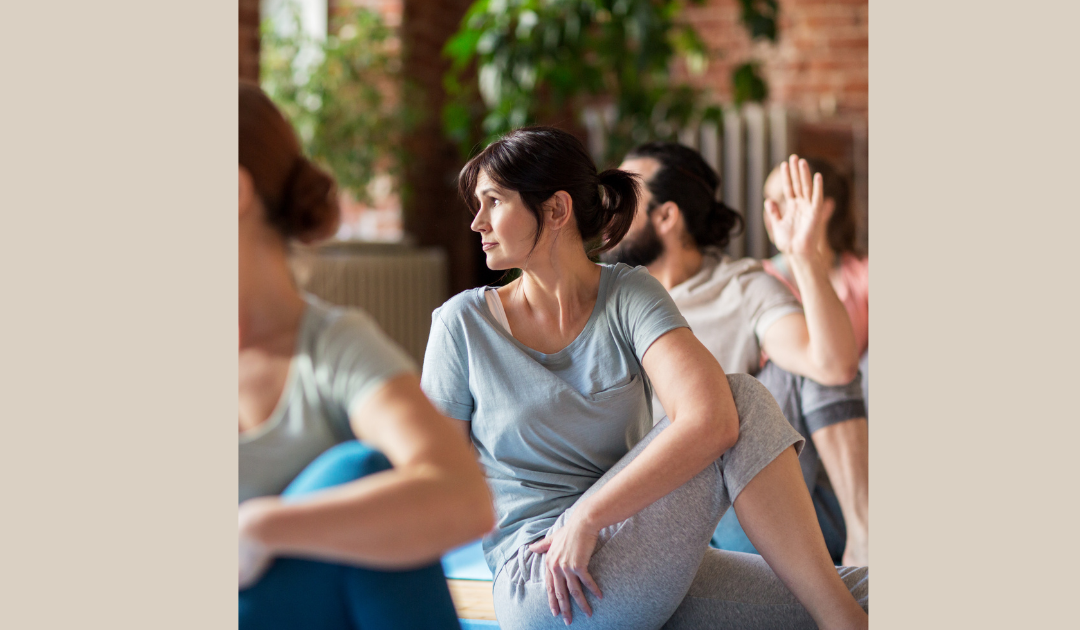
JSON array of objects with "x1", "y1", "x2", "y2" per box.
[{"x1": 602, "y1": 220, "x2": 665, "y2": 267}]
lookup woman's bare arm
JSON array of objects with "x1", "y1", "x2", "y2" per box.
[
  {"x1": 531, "y1": 326, "x2": 743, "y2": 621},
  {"x1": 761, "y1": 156, "x2": 858, "y2": 385},
  {"x1": 240, "y1": 373, "x2": 494, "y2": 569},
  {"x1": 561, "y1": 327, "x2": 738, "y2": 533}
]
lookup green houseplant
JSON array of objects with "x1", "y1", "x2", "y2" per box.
[
  {"x1": 442, "y1": 0, "x2": 714, "y2": 164},
  {"x1": 260, "y1": 3, "x2": 411, "y2": 204},
  {"x1": 442, "y1": 0, "x2": 780, "y2": 164}
]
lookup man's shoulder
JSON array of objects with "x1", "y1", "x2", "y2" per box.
[{"x1": 677, "y1": 252, "x2": 768, "y2": 296}]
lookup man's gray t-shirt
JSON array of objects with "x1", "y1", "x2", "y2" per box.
[
  {"x1": 421, "y1": 264, "x2": 688, "y2": 577},
  {"x1": 239, "y1": 295, "x2": 416, "y2": 503}
]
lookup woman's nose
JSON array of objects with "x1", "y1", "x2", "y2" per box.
[{"x1": 470, "y1": 210, "x2": 486, "y2": 233}]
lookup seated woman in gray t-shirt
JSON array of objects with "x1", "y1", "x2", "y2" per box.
[
  {"x1": 237, "y1": 81, "x2": 493, "y2": 629},
  {"x1": 422, "y1": 127, "x2": 869, "y2": 630}
]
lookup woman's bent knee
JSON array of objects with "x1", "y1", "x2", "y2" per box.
[
  {"x1": 282, "y1": 441, "x2": 392, "y2": 498},
  {"x1": 720, "y1": 374, "x2": 805, "y2": 502}
]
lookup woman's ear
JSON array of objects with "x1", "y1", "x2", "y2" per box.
[{"x1": 545, "y1": 191, "x2": 575, "y2": 230}]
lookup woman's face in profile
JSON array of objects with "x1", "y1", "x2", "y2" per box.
[{"x1": 471, "y1": 170, "x2": 540, "y2": 270}]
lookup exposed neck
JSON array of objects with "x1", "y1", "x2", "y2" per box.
[
  {"x1": 646, "y1": 242, "x2": 704, "y2": 292},
  {"x1": 506, "y1": 240, "x2": 601, "y2": 327},
  {"x1": 238, "y1": 226, "x2": 306, "y2": 350}
]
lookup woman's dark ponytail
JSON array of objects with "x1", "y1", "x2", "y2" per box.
[{"x1": 591, "y1": 169, "x2": 641, "y2": 255}]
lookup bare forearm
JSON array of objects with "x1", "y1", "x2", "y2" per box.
[
  {"x1": 573, "y1": 415, "x2": 734, "y2": 533},
  {"x1": 249, "y1": 465, "x2": 493, "y2": 569},
  {"x1": 788, "y1": 254, "x2": 859, "y2": 383},
  {"x1": 811, "y1": 418, "x2": 868, "y2": 561}
]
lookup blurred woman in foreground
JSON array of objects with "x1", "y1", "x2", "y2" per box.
[{"x1": 237, "y1": 80, "x2": 493, "y2": 629}]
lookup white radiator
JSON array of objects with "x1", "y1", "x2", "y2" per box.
[
  {"x1": 583, "y1": 104, "x2": 793, "y2": 260},
  {"x1": 291, "y1": 242, "x2": 448, "y2": 365}
]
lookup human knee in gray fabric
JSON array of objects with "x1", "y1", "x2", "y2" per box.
[{"x1": 719, "y1": 374, "x2": 806, "y2": 502}]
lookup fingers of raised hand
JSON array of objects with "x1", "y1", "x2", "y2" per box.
[
  {"x1": 781, "y1": 160, "x2": 796, "y2": 202},
  {"x1": 791, "y1": 154, "x2": 807, "y2": 198},
  {"x1": 798, "y1": 158, "x2": 813, "y2": 201},
  {"x1": 811, "y1": 172, "x2": 824, "y2": 210}
]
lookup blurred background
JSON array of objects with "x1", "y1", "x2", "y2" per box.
[{"x1": 239, "y1": 0, "x2": 868, "y2": 363}]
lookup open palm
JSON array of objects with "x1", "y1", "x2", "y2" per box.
[{"x1": 765, "y1": 155, "x2": 830, "y2": 258}]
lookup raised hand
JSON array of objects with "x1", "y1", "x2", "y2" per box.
[
  {"x1": 763, "y1": 154, "x2": 832, "y2": 261},
  {"x1": 529, "y1": 517, "x2": 603, "y2": 625}
]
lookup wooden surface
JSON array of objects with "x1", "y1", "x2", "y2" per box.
[{"x1": 448, "y1": 579, "x2": 497, "y2": 621}]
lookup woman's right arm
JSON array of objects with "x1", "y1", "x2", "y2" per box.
[
  {"x1": 239, "y1": 373, "x2": 494, "y2": 569},
  {"x1": 530, "y1": 327, "x2": 740, "y2": 621}
]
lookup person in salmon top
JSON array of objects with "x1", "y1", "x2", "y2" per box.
[{"x1": 763, "y1": 156, "x2": 869, "y2": 411}]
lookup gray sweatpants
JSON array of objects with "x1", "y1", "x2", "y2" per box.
[{"x1": 492, "y1": 374, "x2": 869, "y2": 630}]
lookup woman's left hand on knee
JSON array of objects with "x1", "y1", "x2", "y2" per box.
[{"x1": 529, "y1": 518, "x2": 603, "y2": 624}]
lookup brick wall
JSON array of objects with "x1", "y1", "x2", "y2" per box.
[
  {"x1": 679, "y1": 0, "x2": 868, "y2": 120},
  {"x1": 239, "y1": 0, "x2": 260, "y2": 81},
  {"x1": 677, "y1": 0, "x2": 869, "y2": 248},
  {"x1": 242, "y1": 0, "x2": 869, "y2": 282}
]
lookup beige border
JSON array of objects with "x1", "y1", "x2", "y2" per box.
[
  {"x1": 2, "y1": 1, "x2": 235, "y2": 628},
  {"x1": 3, "y1": 1, "x2": 1076, "y2": 628},
  {"x1": 871, "y1": 1, "x2": 1078, "y2": 628}
]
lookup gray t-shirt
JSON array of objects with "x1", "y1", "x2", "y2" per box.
[
  {"x1": 239, "y1": 295, "x2": 416, "y2": 503},
  {"x1": 421, "y1": 264, "x2": 688, "y2": 576}
]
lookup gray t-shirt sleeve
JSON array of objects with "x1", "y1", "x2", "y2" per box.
[
  {"x1": 743, "y1": 271, "x2": 804, "y2": 344},
  {"x1": 316, "y1": 308, "x2": 417, "y2": 430},
  {"x1": 420, "y1": 308, "x2": 475, "y2": 421},
  {"x1": 615, "y1": 267, "x2": 691, "y2": 359}
]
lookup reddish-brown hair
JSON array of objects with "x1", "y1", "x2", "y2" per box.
[{"x1": 239, "y1": 80, "x2": 339, "y2": 243}]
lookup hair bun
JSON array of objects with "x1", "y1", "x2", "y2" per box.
[{"x1": 277, "y1": 157, "x2": 340, "y2": 244}]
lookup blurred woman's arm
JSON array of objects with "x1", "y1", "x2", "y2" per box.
[{"x1": 239, "y1": 373, "x2": 494, "y2": 569}]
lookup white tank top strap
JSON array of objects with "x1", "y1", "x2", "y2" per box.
[{"x1": 484, "y1": 288, "x2": 512, "y2": 335}]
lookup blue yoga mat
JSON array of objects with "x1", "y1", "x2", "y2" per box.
[
  {"x1": 442, "y1": 539, "x2": 494, "y2": 581},
  {"x1": 459, "y1": 620, "x2": 500, "y2": 629}
]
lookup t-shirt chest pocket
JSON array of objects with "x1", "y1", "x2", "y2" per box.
[
  {"x1": 587, "y1": 373, "x2": 641, "y2": 402},
  {"x1": 580, "y1": 373, "x2": 649, "y2": 461}
]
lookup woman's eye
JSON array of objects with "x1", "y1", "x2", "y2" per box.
[{"x1": 491, "y1": 198, "x2": 500, "y2": 206}]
